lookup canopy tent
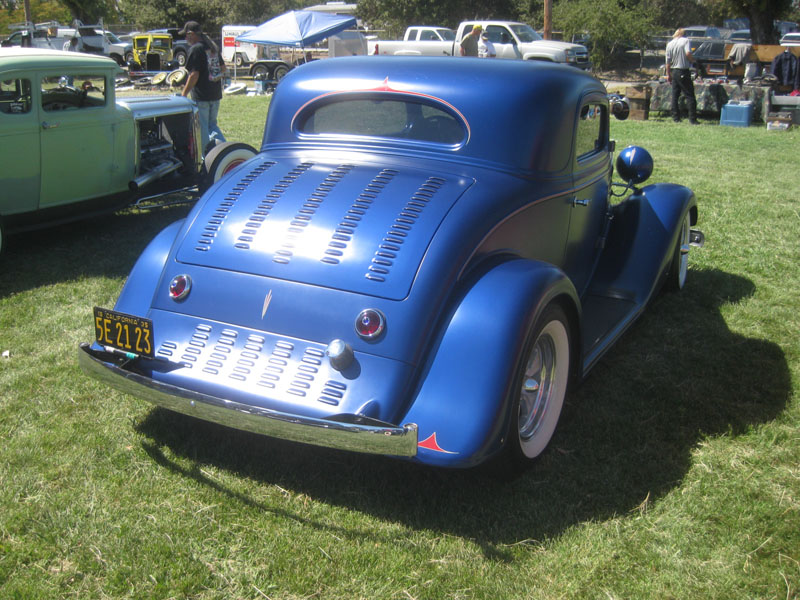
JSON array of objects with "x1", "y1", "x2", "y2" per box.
[{"x1": 236, "y1": 11, "x2": 357, "y2": 49}]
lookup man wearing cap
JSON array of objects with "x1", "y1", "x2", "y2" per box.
[
  {"x1": 460, "y1": 25, "x2": 482, "y2": 57},
  {"x1": 665, "y1": 28, "x2": 698, "y2": 124},
  {"x1": 180, "y1": 20, "x2": 227, "y2": 151},
  {"x1": 478, "y1": 31, "x2": 496, "y2": 58}
]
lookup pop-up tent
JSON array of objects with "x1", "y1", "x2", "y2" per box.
[{"x1": 236, "y1": 10, "x2": 357, "y2": 49}]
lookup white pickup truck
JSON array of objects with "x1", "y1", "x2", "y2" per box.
[
  {"x1": 370, "y1": 21, "x2": 590, "y2": 70},
  {"x1": 370, "y1": 26, "x2": 456, "y2": 56}
]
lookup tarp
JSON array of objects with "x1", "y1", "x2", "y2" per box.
[{"x1": 236, "y1": 11, "x2": 357, "y2": 48}]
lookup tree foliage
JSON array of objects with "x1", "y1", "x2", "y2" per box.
[
  {"x1": 554, "y1": 0, "x2": 654, "y2": 70},
  {"x1": 357, "y1": 0, "x2": 519, "y2": 37},
  {"x1": 642, "y1": 0, "x2": 711, "y2": 30},
  {"x1": 0, "y1": 0, "x2": 70, "y2": 31},
  {"x1": 705, "y1": 0, "x2": 794, "y2": 43},
  {"x1": 116, "y1": 0, "x2": 302, "y2": 35},
  {"x1": 4, "y1": 0, "x2": 798, "y2": 51},
  {"x1": 57, "y1": 0, "x2": 115, "y2": 22}
]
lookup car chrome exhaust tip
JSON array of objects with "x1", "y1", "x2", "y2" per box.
[{"x1": 129, "y1": 159, "x2": 183, "y2": 191}]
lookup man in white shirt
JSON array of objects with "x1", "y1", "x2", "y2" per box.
[
  {"x1": 478, "y1": 32, "x2": 496, "y2": 58},
  {"x1": 665, "y1": 28, "x2": 698, "y2": 124}
]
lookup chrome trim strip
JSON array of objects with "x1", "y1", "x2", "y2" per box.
[{"x1": 78, "y1": 344, "x2": 418, "y2": 457}]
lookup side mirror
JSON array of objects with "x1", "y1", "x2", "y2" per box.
[{"x1": 616, "y1": 146, "x2": 653, "y2": 185}]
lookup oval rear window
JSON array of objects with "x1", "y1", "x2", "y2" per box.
[{"x1": 296, "y1": 96, "x2": 466, "y2": 145}]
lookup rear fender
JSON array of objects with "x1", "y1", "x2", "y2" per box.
[
  {"x1": 403, "y1": 258, "x2": 580, "y2": 468},
  {"x1": 115, "y1": 219, "x2": 184, "y2": 316},
  {"x1": 597, "y1": 183, "x2": 696, "y2": 303}
]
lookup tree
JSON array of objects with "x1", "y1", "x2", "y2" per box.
[
  {"x1": 705, "y1": 0, "x2": 794, "y2": 43},
  {"x1": 641, "y1": 0, "x2": 710, "y2": 30},
  {"x1": 57, "y1": 0, "x2": 117, "y2": 23},
  {"x1": 0, "y1": 0, "x2": 71, "y2": 31},
  {"x1": 554, "y1": 0, "x2": 654, "y2": 70},
  {"x1": 117, "y1": 0, "x2": 301, "y2": 36},
  {"x1": 357, "y1": 0, "x2": 519, "y2": 37}
]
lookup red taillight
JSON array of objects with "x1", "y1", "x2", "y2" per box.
[
  {"x1": 169, "y1": 274, "x2": 192, "y2": 300},
  {"x1": 355, "y1": 309, "x2": 385, "y2": 339}
]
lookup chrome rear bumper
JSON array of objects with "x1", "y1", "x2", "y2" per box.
[{"x1": 78, "y1": 343, "x2": 418, "y2": 457}]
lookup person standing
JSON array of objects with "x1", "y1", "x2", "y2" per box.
[
  {"x1": 179, "y1": 20, "x2": 227, "y2": 151},
  {"x1": 460, "y1": 25, "x2": 482, "y2": 57},
  {"x1": 64, "y1": 36, "x2": 83, "y2": 52},
  {"x1": 665, "y1": 28, "x2": 698, "y2": 124},
  {"x1": 478, "y1": 31, "x2": 496, "y2": 58}
]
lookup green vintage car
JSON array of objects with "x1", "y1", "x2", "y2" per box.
[{"x1": 0, "y1": 47, "x2": 256, "y2": 255}]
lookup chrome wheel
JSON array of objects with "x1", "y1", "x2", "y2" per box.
[
  {"x1": 514, "y1": 305, "x2": 571, "y2": 461},
  {"x1": 667, "y1": 213, "x2": 691, "y2": 291}
]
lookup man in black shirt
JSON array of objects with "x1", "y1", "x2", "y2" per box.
[{"x1": 179, "y1": 21, "x2": 227, "y2": 152}]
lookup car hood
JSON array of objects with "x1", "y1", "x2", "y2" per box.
[
  {"x1": 525, "y1": 39, "x2": 585, "y2": 52},
  {"x1": 176, "y1": 156, "x2": 473, "y2": 301}
]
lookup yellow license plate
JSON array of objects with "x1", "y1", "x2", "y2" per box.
[{"x1": 93, "y1": 307, "x2": 154, "y2": 359}]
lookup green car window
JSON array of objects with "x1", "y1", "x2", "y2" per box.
[
  {"x1": 41, "y1": 74, "x2": 106, "y2": 112},
  {"x1": 0, "y1": 78, "x2": 32, "y2": 114}
]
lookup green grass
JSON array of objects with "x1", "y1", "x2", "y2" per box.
[{"x1": 1, "y1": 95, "x2": 799, "y2": 599}]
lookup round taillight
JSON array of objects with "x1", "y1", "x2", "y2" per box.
[
  {"x1": 355, "y1": 309, "x2": 385, "y2": 339},
  {"x1": 169, "y1": 274, "x2": 192, "y2": 300}
]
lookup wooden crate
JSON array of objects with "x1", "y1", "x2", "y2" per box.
[{"x1": 625, "y1": 86, "x2": 651, "y2": 120}]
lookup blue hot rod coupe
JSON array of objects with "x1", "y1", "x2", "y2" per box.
[{"x1": 79, "y1": 57, "x2": 703, "y2": 469}]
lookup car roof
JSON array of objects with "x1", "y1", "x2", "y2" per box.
[
  {"x1": 265, "y1": 56, "x2": 606, "y2": 175},
  {"x1": 684, "y1": 26, "x2": 720, "y2": 36},
  {"x1": 0, "y1": 47, "x2": 120, "y2": 70}
]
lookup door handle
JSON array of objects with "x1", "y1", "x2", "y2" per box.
[
  {"x1": 572, "y1": 197, "x2": 591, "y2": 207},
  {"x1": 41, "y1": 121, "x2": 60, "y2": 129}
]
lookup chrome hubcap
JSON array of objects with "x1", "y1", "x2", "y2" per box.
[
  {"x1": 677, "y1": 216, "x2": 690, "y2": 288},
  {"x1": 519, "y1": 333, "x2": 557, "y2": 441}
]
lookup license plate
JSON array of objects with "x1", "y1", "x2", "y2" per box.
[{"x1": 93, "y1": 307, "x2": 154, "y2": 359}]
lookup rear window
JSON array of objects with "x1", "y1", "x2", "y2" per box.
[{"x1": 296, "y1": 95, "x2": 466, "y2": 145}]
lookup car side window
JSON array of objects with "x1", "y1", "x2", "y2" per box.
[
  {"x1": 41, "y1": 74, "x2": 106, "y2": 112},
  {"x1": 575, "y1": 102, "x2": 607, "y2": 160},
  {"x1": 0, "y1": 78, "x2": 32, "y2": 114}
]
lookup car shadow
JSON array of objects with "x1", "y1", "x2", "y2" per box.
[
  {"x1": 0, "y1": 201, "x2": 192, "y2": 299},
  {"x1": 134, "y1": 267, "x2": 789, "y2": 556}
]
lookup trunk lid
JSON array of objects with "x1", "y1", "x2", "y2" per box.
[{"x1": 176, "y1": 157, "x2": 472, "y2": 300}]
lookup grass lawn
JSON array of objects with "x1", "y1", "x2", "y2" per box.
[{"x1": 1, "y1": 91, "x2": 799, "y2": 599}]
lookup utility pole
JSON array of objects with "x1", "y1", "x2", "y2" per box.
[
  {"x1": 24, "y1": 0, "x2": 32, "y2": 23},
  {"x1": 543, "y1": 0, "x2": 552, "y2": 40}
]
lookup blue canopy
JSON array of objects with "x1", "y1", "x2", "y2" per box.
[{"x1": 236, "y1": 11, "x2": 357, "y2": 48}]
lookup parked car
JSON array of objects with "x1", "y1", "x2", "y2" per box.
[
  {"x1": 130, "y1": 32, "x2": 175, "y2": 71},
  {"x1": 684, "y1": 25, "x2": 724, "y2": 53},
  {"x1": 370, "y1": 21, "x2": 590, "y2": 69},
  {"x1": 149, "y1": 28, "x2": 191, "y2": 67},
  {"x1": 684, "y1": 25, "x2": 722, "y2": 39},
  {"x1": 79, "y1": 57, "x2": 702, "y2": 471},
  {"x1": 1, "y1": 22, "x2": 64, "y2": 49},
  {"x1": 780, "y1": 32, "x2": 800, "y2": 46},
  {"x1": 102, "y1": 29, "x2": 133, "y2": 65},
  {"x1": 0, "y1": 48, "x2": 257, "y2": 255},
  {"x1": 728, "y1": 29, "x2": 751, "y2": 42}
]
